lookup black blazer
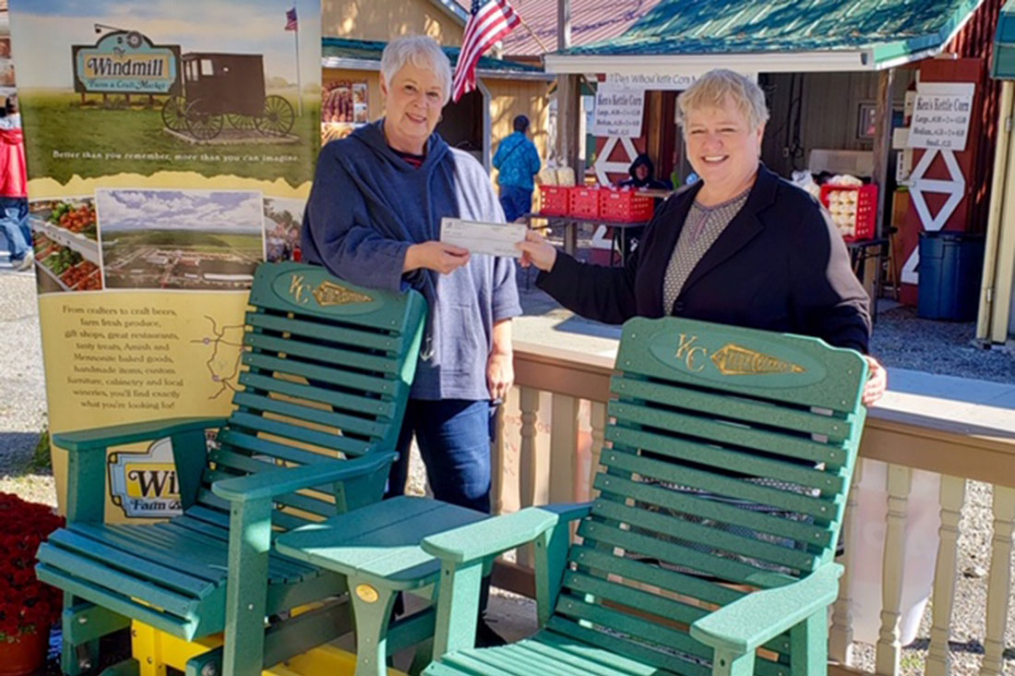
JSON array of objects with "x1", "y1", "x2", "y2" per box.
[{"x1": 537, "y1": 164, "x2": 872, "y2": 353}]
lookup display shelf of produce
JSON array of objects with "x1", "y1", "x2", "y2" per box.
[
  {"x1": 30, "y1": 217, "x2": 99, "y2": 263},
  {"x1": 34, "y1": 255, "x2": 73, "y2": 292}
]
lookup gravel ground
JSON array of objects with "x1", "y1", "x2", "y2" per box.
[
  {"x1": 3, "y1": 252, "x2": 1015, "y2": 673},
  {"x1": 0, "y1": 267, "x2": 55, "y2": 507},
  {"x1": 871, "y1": 304, "x2": 1015, "y2": 384}
]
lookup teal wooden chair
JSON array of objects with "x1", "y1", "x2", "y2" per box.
[
  {"x1": 416, "y1": 316, "x2": 869, "y2": 676},
  {"x1": 36, "y1": 262, "x2": 427, "y2": 676}
]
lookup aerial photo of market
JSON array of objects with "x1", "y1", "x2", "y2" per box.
[
  {"x1": 97, "y1": 189, "x2": 265, "y2": 291},
  {"x1": 102, "y1": 245, "x2": 263, "y2": 291}
]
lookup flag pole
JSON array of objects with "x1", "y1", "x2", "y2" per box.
[
  {"x1": 515, "y1": 11, "x2": 552, "y2": 54},
  {"x1": 293, "y1": 7, "x2": 303, "y2": 117}
]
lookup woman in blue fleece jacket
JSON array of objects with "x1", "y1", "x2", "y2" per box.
[{"x1": 301, "y1": 36, "x2": 521, "y2": 515}]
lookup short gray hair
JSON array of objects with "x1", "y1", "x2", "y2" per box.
[
  {"x1": 676, "y1": 69, "x2": 770, "y2": 131},
  {"x1": 380, "y1": 36, "x2": 452, "y2": 105}
]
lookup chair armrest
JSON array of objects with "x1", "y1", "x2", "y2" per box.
[
  {"x1": 59, "y1": 417, "x2": 226, "y2": 523},
  {"x1": 422, "y1": 503, "x2": 591, "y2": 564},
  {"x1": 690, "y1": 563, "x2": 843, "y2": 655},
  {"x1": 54, "y1": 417, "x2": 229, "y2": 452},
  {"x1": 212, "y1": 451, "x2": 397, "y2": 503}
]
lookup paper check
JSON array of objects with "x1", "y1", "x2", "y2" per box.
[{"x1": 440, "y1": 218, "x2": 526, "y2": 258}]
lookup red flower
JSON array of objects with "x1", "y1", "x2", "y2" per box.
[{"x1": 0, "y1": 493, "x2": 64, "y2": 639}]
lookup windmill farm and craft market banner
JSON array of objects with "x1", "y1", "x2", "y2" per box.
[{"x1": 10, "y1": 0, "x2": 321, "y2": 521}]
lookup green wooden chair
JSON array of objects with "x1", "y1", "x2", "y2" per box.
[
  {"x1": 36, "y1": 262, "x2": 427, "y2": 676},
  {"x1": 415, "y1": 316, "x2": 869, "y2": 676}
]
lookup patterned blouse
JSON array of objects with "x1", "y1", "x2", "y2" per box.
[{"x1": 661, "y1": 188, "x2": 751, "y2": 313}]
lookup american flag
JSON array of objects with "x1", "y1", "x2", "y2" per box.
[
  {"x1": 451, "y1": 0, "x2": 520, "y2": 103},
  {"x1": 285, "y1": 7, "x2": 298, "y2": 31}
]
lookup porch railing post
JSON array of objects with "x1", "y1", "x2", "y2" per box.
[
  {"x1": 876, "y1": 464, "x2": 913, "y2": 676},
  {"x1": 926, "y1": 475, "x2": 966, "y2": 676},
  {"x1": 830, "y1": 458, "x2": 865, "y2": 666},
  {"x1": 518, "y1": 387, "x2": 541, "y2": 567},
  {"x1": 549, "y1": 394, "x2": 579, "y2": 505},
  {"x1": 981, "y1": 486, "x2": 1015, "y2": 676}
]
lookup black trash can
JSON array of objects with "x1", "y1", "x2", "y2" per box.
[{"x1": 917, "y1": 231, "x2": 985, "y2": 321}]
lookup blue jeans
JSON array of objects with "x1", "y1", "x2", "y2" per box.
[
  {"x1": 0, "y1": 197, "x2": 30, "y2": 261},
  {"x1": 387, "y1": 399, "x2": 495, "y2": 513},
  {"x1": 499, "y1": 185, "x2": 532, "y2": 223}
]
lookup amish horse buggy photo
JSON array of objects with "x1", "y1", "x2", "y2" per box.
[{"x1": 161, "y1": 52, "x2": 296, "y2": 140}]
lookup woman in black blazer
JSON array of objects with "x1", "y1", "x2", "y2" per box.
[{"x1": 520, "y1": 69, "x2": 886, "y2": 404}]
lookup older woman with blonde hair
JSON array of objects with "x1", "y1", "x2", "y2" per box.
[
  {"x1": 520, "y1": 68, "x2": 885, "y2": 403},
  {"x1": 302, "y1": 35, "x2": 521, "y2": 513}
]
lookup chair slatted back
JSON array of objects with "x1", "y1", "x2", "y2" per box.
[
  {"x1": 551, "y1": 317, "x2": 867, "y2": 675},
  {"x1": 195, "y1": 262, "x2": 426, "y2": 529}
]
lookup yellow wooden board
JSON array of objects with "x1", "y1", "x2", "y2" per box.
[{"x1": 131, "y1": 622, "x2": 406, "y2": 676}]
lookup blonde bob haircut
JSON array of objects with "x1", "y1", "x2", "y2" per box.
[
  {"x1": 380, "y1": 35, "x2": 453, "y2": 105},
  {"x1": 676, "y1": 69, "x2": 770, "y2": 131}
]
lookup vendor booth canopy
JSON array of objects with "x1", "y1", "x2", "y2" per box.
[
  {"x1": 322, "y1": 37, "x2": 547, "y2": 80},
  {"x1": 545, "y1": 0, "x2": 987, "y2": 74},
  {"x1": 995, "y1": 0, "x2": 1015, "y2": 78}
]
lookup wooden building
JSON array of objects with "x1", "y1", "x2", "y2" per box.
[{"x1": 320, "y1": 0, "x2": 553, "y2": 173}]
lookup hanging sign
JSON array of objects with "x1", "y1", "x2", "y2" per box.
[
  {"x1": 605, "y1": 73, "x2": 697, "y2": 91},
  {"x1": 907, "y1": 82, "x2": 974, "y2": 152},
  {"x1": 592, "y1": 85, "x2": 644, "y2": 138}
]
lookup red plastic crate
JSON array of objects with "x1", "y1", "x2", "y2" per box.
[
  {"x1": 569, "y1": 186, "x2": 601, "y2": 219},
  {"x1": 820, "y1": 184, "x2": 877, "y2": 241},
  {"x1": 538, "y1": 185, "x2": 570, "y2": 217},
  {"x1": 599, "y1": 188, "x2": 655, "y2": 223}
]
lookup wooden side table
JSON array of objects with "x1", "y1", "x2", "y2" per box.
[{"x1": 275, "y1": 496, "x2": 488, "y2": 676}]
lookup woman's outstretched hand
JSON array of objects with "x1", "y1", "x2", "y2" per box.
[{"x1": 516, "y1": 229, "x2": 557, "y2": 272}]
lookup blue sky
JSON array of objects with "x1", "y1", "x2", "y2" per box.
[
  {"x1": 97, "y1": 189, "x2": 264, "y2": 233},
  {"x1": 10, "y1": 0, "x2": 321, "y2": 90}
]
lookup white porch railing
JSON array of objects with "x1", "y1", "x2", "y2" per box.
[{"x1": 489, "y1": 340, "x2": 1015, "y2": 676}]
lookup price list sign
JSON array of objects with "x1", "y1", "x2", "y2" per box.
[
  {"x1": 592, "y1": 85, "x2": 645, "y2": 138},
  {"x1": 907, "y1": 82, "x2": 975, "y2": 152}
]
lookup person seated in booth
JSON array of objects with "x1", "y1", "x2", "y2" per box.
[
  {"x1": 614, "y1": 153, "x2": 669, "y2": 256},
  {"x1": 619, "y1": 152, "x2": 670, "y2": 191},
  {"x1": 519, "y1": 69, "x2": 886, "y2": 405}
]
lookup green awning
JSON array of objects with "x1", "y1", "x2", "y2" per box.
[
  {"x1": 546, "y1": 0, "x2": 985, "y2": 73},
  {"x1": 995, "y1": 0, "x2": 1015, "y2": 79},
  {"x1": 322, "y1": 37, "x2": 547, "y2": 79}
]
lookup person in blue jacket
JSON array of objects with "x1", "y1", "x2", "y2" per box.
[
  {"x1": 301, "y1": 36, "x2": 521, "y2": 517},
  {"x1": 493, "y1": 115, "x2": 541, "y2": 222}
]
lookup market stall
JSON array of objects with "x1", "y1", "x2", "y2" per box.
[{"x1": 542, "y1": 0, "x2": 1003, "y2": 310}]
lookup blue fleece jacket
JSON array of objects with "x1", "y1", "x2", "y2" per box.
[
  {"x1": 301, "y1": 120, "x2": 521, "y2": 400},
  {"x1": 493, "y1": 131, "x2": 541, "y2": 191}
]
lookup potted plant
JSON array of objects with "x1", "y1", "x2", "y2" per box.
[{"x1": 0, "y1": 493, "x2": 64, "y2": 676}]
